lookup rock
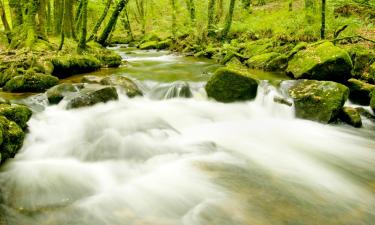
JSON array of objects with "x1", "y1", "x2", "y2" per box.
[
  {"x1": 288, "y1": 80, "x2": 349, "y2": 123},
  {"x1": 0, "y1": 103, "x2": 32, "y2": 129},
  {"x1": 370, "y1": 63, "x2": 375, "y2": 82},
  {"x1": 287, "y1": 42, "x2": 308, "y2": 58},
  {"x1": 266, "y1": 54, "x2": 289, "y2": 72},
  {"x1": 67, "y1": 86, "x2": 119, "y2": 109},
  {"x1": 3, "y1": 74, "x2": 59, "y2": 92},
  {"x1": 240, "y1": 39, "x2": 273, "y2": 58},
  {"x1": 95, "y1": 52, "x2": 122, "y2": 68},
  {"x1": 100, "y1": 76, "x2": 142, "y2": 98},
  {"x1": 351, "y1": 50, "x2": 375, "y2": 82},
  {"x1": 347, "y1": 78, "x2": 375, "y2": 105},
  {"x1": 157, "y1": 39, "x2": 172, "y2": 50},
  {"x1": 205, "y1": 68, "x2": 258, "y2": 103},
  {"x1": 149, "y1": 82, "x2": 193, "y2": 100},
  {"x1": 51, "y1": 55, "x2": 101, "y2": 78},
  {"x1": 339, "y1": 107, "x2": 362, "y2": 128},
  {"x1": 139, "y1": 41, "x2": 158, "y2": 50},
  {"x1": 81, "y1": 75, "x2": 102, "y2": 84},
  {"x1": 273, "y1": 96, "x2": 293, "y2": 107},
  {"x1": 0, "y1": 67, "x2": 19, "y2": 86},
  {"x1": 0, "y1": 116, "x2": 25, "y2": 164},
  {"x1": 246, "y1": 52, "x2": 281, "y2": 71},
  {"x1": 356, "y1": 107, "x2": 375, "y2": 120},
  {"x1": 371, "y1": 91, "x2": 375, "y2": 113},
  {"x1": 46, "y1": 83, "x2": 82, "y2": 104},
  {"x1": 286, "y1": 42, "x2": 353, "y2": 82}
]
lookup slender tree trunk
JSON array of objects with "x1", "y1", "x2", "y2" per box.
[
  {"x1": 25, "y1": 0, "x2": 40, "y2": 47},
  {"x1": 74, "y1": 0, "x2": 83, "y2": 39},
  {"x1": 216, "y1": 0, "x2": 223, "y2": 23},
  {"x1": 59, "y1": 0, "x2": 66, "y2": 50},
  {"x1": 121, "y1": 6, "x2": 133, "y2": 40},
  {"x1": 321, "y1": 0, "x2": 326, "y2": 39},
  {"x1": 88, "y1": 0, "x2": 112, "y2": 41},
  {"x1": 0, "y1": 1, "x2": 11, "y2": 32},
  {"x1": 207, "y1": 0, "x2": 216, "y2": 36},
  {"x1": 97, "y1": 0, "x2": 129, "y2": 46},
  {"x1": 77, "y1": 0, "x2": 88, "y2": 51},
  {"x1": 47, "y1": 0, "x2": 52, "y2": 34},
  {"x1": 185, "y1": 0, "x2": 196, "y2": 24},
  {"x1": 8, "y1": 0, "x2": 23, "y2": 28},
  {"x1": 222, "y1": 0, "x2": 236, "y2": 39},
  {"x1": 38, "y1": 0, "x2": 48, "y2": 40},
  {"x1": 63, "y1": 0, "x2": 74, "y2": 38},
  {"x1": 171, "y1": 0, "x2": 177, "y2": 38},
  {"x1": 54, "y1": 0, "x2": 63, "y2": 35}
]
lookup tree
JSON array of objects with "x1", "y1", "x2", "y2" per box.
[
  {"x1": 185, "y1": 0, "x2": 196, "y2": 24},
  {"x1": 171, "y1": 0, "x2": 177, "y2": 37},
  {"x1": 207, "y1": 0, "x2": 216, "y2": 36},
  {"x1": 77, "y1": 0, "x2": 88, "y2": 51},
  {"x1": 321, "y1": 0, "x2": 326, "y2": 39},
  {"x1": 88, "y1": 0, "x2": 112, "y2": 41},
  {"x1": 97, "y1": 0, "x2": 129, "y2": 46},
  {"x1": 222, "y1": 0, "x2": 236, "y2": 39},
  {"x1": 134, "y1": 0, "x2": 147, "y2": 35},
  {"x1": 0, "y1": 0, "x2": 11, "y2": 42}
]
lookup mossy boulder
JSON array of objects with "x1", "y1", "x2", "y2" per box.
[
  {"x1": 46, "y1": 83, "x2": 82, "y2": 104},
  {"x1": 67, "y1": 85, "x2": 119, "y2": 109},
  {"x1": 0, "y1": 103, "x2": 32, "y2": 129},
  {"x1": 157, "y1": 39, "x2": 172, "y2": 50},
  {"x1": 51, "y1": 55, "x2": 101, "y2": 78},
  {"x1": 287, "y1": 42, "x2": 308, "y2": 58},
  {"x1": 205, "y1": 68, "x2": 258, "y2": 103},
  {"x1": 3, "y1": 74, "x2": 59, "y2": 92},
  {"x1": 288, "y1": 80, "x2": 349, "y2": 123},
  {"x1": 351, "y1": 49, "x2": 375, "y2": 82},
  {"x1": 81, "y1": 75, "x2": 102, "y2": 84},
  {"x1": 246, "y1": 52, "x2": 280, "y2": 70},
  {"x1": 95, "y1": 52, "x2": 122, "y2": 68},
  {"x1": 286, "y1": 42, "x2": 353, "y2": 82},
  {"x1": 339, "y1": 107, "x2": 362, "y2": 128},
  {"x1": 149, "y1": 81, "x2": 193, "y2": 100},
  {"x1": 0, "y1": 116, "x2": 25, "y2": 164},
  {"x1": 0, "y1": 67, "x2": 20, "y2": 87},
  {"x1": 347, "y1": 78, "x2": 375, "y2": 105},
  {"x1": 139, "y1": 41, "x2": 159, "y2": 50},
  {"x1": 100, "y1": 75, "x2": 142, "y2": 98},
  {"x1": 240, "y1": 39, "x2": 273, "y2": 58}
]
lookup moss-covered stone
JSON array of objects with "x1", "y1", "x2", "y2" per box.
[
  {"x1": 139, "y1": 41, "x2": 159, "y2": 50},
  {"x1": 0, "y1": 103, "x2": 32, "y2": 129},
  {"x1": 240, "y1": 39, "x2": 273, "y2": 58},
  {"x1": 67, "y1": 85, "x2": 119, "y2": 109},
  {"x1": 46, "y1": 83, "x2": 82, "y2": 104},
  {"x1": 351, "y1": 50, "x2": 375, "y2": 82},
  {"x1": 100, "y1": 75, "x2": 142, "y2": 98},
  {"x1": 288, "y1": 80, "x2": 349, "y2": 123},
  {"x1": 205, "y1": 67, "x2": 258, "y2": 103},
  {"x1": 339, "y1": 107, "x2": 362, "y2": 128},
  {"x1": 157, "y1": 39, "x2": 172, "y2": 50},
  {"x1": 51, "y1": 55, "x2": 101, "y2": 78},
  {"x1": 3, "y1": 74, "x2": 59, "y2": 92},
  {"x1": 347, "y1": 78, "x2": 375, "y2": 105},
  {"x1": 95, "y1": 52, "x2": 122, "y2": 68},
  {"x1": 0, "y1": 116, "x2": 25, "y2": 164},
  {"x1": 81, "y1": 75, "x2": 102, "y2": 84},
  {"x1": 287, "y1": 42, "x2": 308, "y2": 58},
  {"x1": 286, "y1": 42, "x2": 353, "y2": 82},
  {"x1": 0, "y1": 67, "x2": 20, "y2": 87},
  {"x1": 246, "y1": 52, "x2": 280, "y2": 70},
  {"x1": 266, "y1": 54, "x2": 289, "y2": 71}
]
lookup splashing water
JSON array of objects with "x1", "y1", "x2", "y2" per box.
[{"x1": 0, "y1": 48, "x2": 374, "y2": 225}]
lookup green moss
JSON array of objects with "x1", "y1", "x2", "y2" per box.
[
  {"x1": 347, "y1": 78, "x2": 375, "y2": 105},
  {"x1": 46, "y1": 83, "x2": 81, "y2": 104},
  {"x1": 0, "y1": 116, "x2": 25, "y2": 164},
  {"x1": 205, "y1": 67, "x2": 258, "y2": 103},
  {"x1": 351, "y1": 50, "x2": 375, "y2": 81},
  {"x1": 339, "y1": 107, "x2": 362, "y2": 128},
  {"x1": 289, "y1": 80, "x2": 349, "y2": 123},
  {"x1": 51, "y1": 55, "x2": 101, "y2": 78},
  {"x1": 246, "y1": 52, "x2": 280, "y2": 70},
  {"x1": 95, "y1": 52, "x2": 122, "y2": 68},
  {"x1": 287, "y1": 42, "x2": 308, "y2": 58},
  {"x1": 239, "y1": 39, "x2": 273, "y2": 58},
  {"x1": 3, "y1": 74, "x2": 59, "y2": 93},
  {"x1": 370, "y1": 63, "x2": 375, "y2": 82},
  {"x1": 0, "y1": 67, "x2": 20, "y2": 87},
  {"x1": 139, "y1": 41, "x2": 159, "y2": 50},
  {"x1": 286, "y1": 42, "x2": 353, "y2": 82},
  {"x1": 0, "y1": 103, "x2": 32, "y2": 129},
  {"x1": 67, "y1": 86, "x2": 119, "y2": 109}
]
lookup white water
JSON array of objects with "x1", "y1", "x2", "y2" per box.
[{"x1": 1, "y1": 51, "x2": 375, "y2": 225}]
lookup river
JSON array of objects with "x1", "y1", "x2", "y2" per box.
[{"x1": 0, "y1": 46, "x2": 374, "y2": 225}]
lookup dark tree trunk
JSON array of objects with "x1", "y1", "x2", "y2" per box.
[
  {"x1": 171, "y1": 0, "x2": 177, "y2": 37},
  {"x1": 9, "y1": 0, "x2": 23, "y2": 28},
  {"x1": 222, "y1": 0, "x2": 236, "y2": 39},
  {"x1": 185, "y1": 0, "x2": 196, "y2": 24},
  {"x1": 88, "y1": 0, "x2": 112, "y2": 41},
  {"x1": 77, "y1": 0, "x2": 88, "y2": 51},
  {"x1": 207, "y1": 0, "x2": 216, "y2": 36},
  {"x1": 59, "y1": 0, "x2": 66, "y2": 50},
  {"x1": 38, "y1": 0, "x2": 48, "y2": 40},
  {"x1": 321, "y1": 0, "x2": 326, "y2": 39}
]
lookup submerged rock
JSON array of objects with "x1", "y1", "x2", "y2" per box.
[
  {"x1": 46, "y1": 83, "x2": 82, "y2": 104},
  {"x1": 288, "y1": 80, "x2": 349, "y2": 123},
  {"x1": 3, "y1": 74, "x2": 59, "y2": 92},
  {"x1": 339, "y1": 107, "x2": 362, "y2": 128},
  {"x1": 51, "y1": 55, "x2": 101, "y2": 78},
  {"x1": 100, "y1": 75, "x2": 142, "y2": 98},
  {"x1": 67, "y1": 85, "x2": 119, "y2": 109},
  {"x1": 205, "y1": 68, "x2": 258, "y2": 103},
  {"x1": 149, "y1": 81, "x2": 193, "y2": 100},
  {"x1": 287, "y1": 42, "x2": 353, "y2": 82},
  {"x1": 347, "y1": 78, "x2": 375, "y2": 105}
]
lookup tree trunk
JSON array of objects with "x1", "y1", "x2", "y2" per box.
[
  {"x1": 63, "y1": 0, "x2": 74, "y2": 38},
  {"x1": 222, "y1": 0, "x2": 236, "y2": 39},
  {"x1": 0, "y1": 0, "x2": 11, "y2": 33},
  {"x1": 215, "y1": 0, "x2": 223, "y2": 23},
  {"x1": 121, "y1": 6, "x2": 133, "y2": 40},
  {"x1": 77, "y1": 0, "x2": 88, "y2": 51},
  {"x1": 59, "y1": 0, "x2": 66, "y2": 50},
  {"x1": 321, "y1": 0, "x2": 326, "y2": 39},
  {"x1": 47, "y1": 0, "x2": 52, "y2": 34},
  {"x1": 24, "y1": 0, "x2": 40, "y2": 47},
  {"x1": 8, "y1": 0, "x2": 23, "y2": 28},
  {"x1": 185, "y1": 0, "x2": 195, "y2": 24},
  {"x1": 171, "y1": 0, "x2": 177, "y2": 38},
  {"x1": 97, "y1": 0, "x2": 129, "y2": 46},
  {"x1": 54, "y1": 0, "x2": 63, "y2": 35},
  {"x1": 207, "y1": 0, "x2": 216, "y2": 36},
  {"x1": 37, "y1": 0, "x2": 48, "y2": 40},
  {"x1": 88, "y1": 0, "x2": 112, "y2": 41}
]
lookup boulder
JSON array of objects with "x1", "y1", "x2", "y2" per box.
[
  {"x1": 139, "y1": 41, "x2": 158, "y2": 50},
  {"x1": 351, "y1": 50, "x2": 375, "y2": 82},
  {"x1": 95, "y1": 52, "x2": 122, "y2": 68},
  {"x1": 149, "y1": 82, "x2": 193, "y2": 100},
  {"x1": 0, "y1": 116, "x2": 25, "y2": 164},
  {"x1": 288, "y1": 80, "x2": 349, "y2": 123},
  {"x1": 67, "y1": 85, "x2": 118, "y2": 109},
  {"x1": 81, "y1": 75, "x2": 102, "y2": 84},
  {"x1": 205, "y1": 68, "x2": 258, "y2": 103},
  {"x1": 347, "y1": 78, "x2": 375, "y2": 105},
  {"x1": 46, "y1": 83, "x2": 82, "y2": 104},
  {"x1": 0, "y1": 103, "x2": 32, "y2": 129},
  {"x1": 3, "y1": 74, "x2": 59, "y2": 92},
  {"x1": 286, "y1": 42, "x2": 353, "y2": 82},
  {"x1": 51, "y1": 55, "x2": 101, "y2": 78},
  {"x1": 246, "y1": 52, "x2": 284, "y2": 71},
  {"x1": 100, "y1": 76, "x2": 142, "y2": 98},
  {"x1": 339, "y1": 107, "x2": 362, "y2": 128}
]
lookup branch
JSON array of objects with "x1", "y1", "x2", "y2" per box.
[{"x1": 331, "y1": 35, "x2": 375, "y2": 44}]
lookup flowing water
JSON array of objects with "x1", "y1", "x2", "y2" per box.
[{"x1": 0, "y1": 46, "x2": 375, "y2": 225}]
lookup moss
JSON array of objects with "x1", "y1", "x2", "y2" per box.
[
  {"x1": 95, "y1": 52, "x2": 122, "y2": 68},
  {"x1": 67, "y1": 86, "x2": 119, "y2": 109},
  {"x1": 0, "y1": 116, "x2": 25, "y2": 164},
  {"x1": 287, "y1": 42, "x2": 308, "y2": 58},
  {"x1": 286, "y1": 42, "x2": 353, "y2": 82},
  {"x1": 239, "y1": 39, "x2": 273, "y2": 58},
  {"x1": 370, "y1": 63, "x2": 375, "y2": 82},
  {"x1": 0, "y1": 103, "x2": 32, "y2": 129},
  {"x1": 3, "y1": 74, "x2": 59, "y2": 93},
  {"x1": 100, "y1": 75, "x2": 142, "y2": 98},
  {"x1": 46, "y1": 83, "x2": 81, "y2": 104},
  {"x1": 339, "y1": 107, "x2": 362, "y2": 128},
  {"x1": 288, "y1": 80, "x2": 349, "y2": 123},
  {"x1": 266, "y1": 54, "x2": 289, "y2": 71},
  {"x1": 139, "y1": 41, "x2": 159, "y2": 50},
  {"x1": 351, "y1": 50, "x2": 375, "y2": 81},
  {"x1": 157, "y1": 39, "x2": 172, "y2": 50},
  {"x1": 347, "y1": 78, "x2": 375, "y2": 105},
  {"x1": 371, "y1": 91, "x2": 375, "y2": 113},
  {"x1": 205, "y1": 67, "x2": 258, "y2": 103},
  {"x1": 0, "y1": 67, "x2": 20, "y2": 87},
  {"x1": 51, "y1": 55, "x2": 101, "y2": 78},
  {"x1": 246, "y1": 52, "x2": 280, "y2": 70}
]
